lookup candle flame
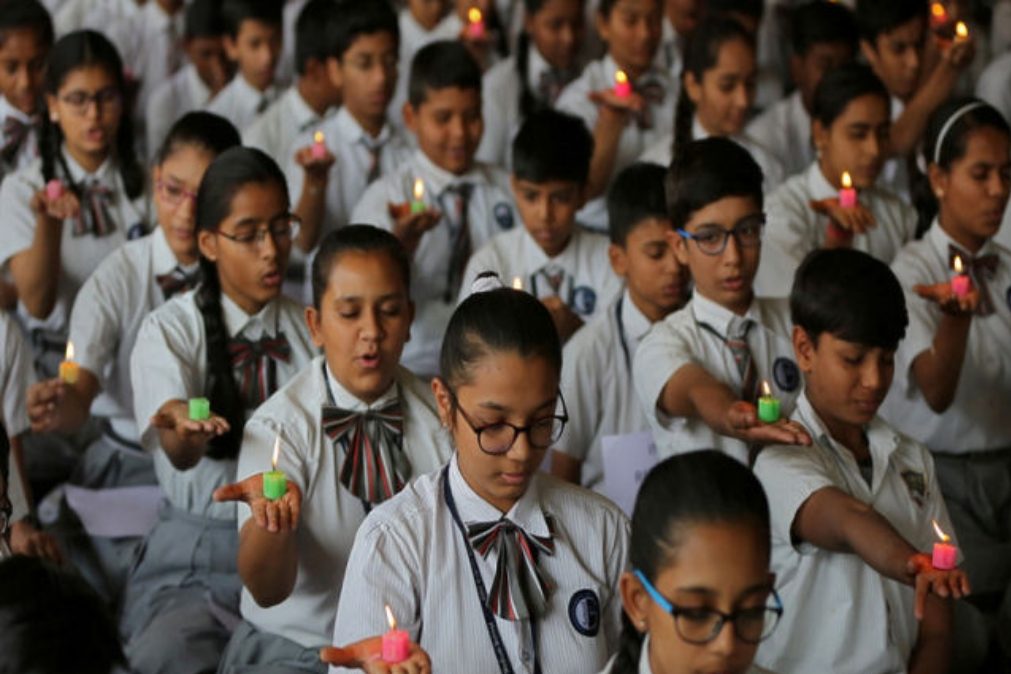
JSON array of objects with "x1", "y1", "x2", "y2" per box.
[
  {"x1": 760, "y1": 380, "x2": 772, "y2": 397},
  {"x1": 313, "y1": 131, "x2": 324, "y2": 144},
  {"x1": 841, "y1": 171, "x2": 852, "y2": 189},
  {"x1": 412, "y1": 178, "x2": 424, "y2": 201},
  {"x1": 953, "y1": 255, "x2": 964, "y2": 274},
  {"x1": 512, "y1": 276, "x2": 523, "y2": 290},
  {"x1": 955, "y1": 21, "x2": 968, "y2": 39},
  {"x1": 65, "y1": 341, "x2": 75, "y2": 361},
  {"x1": 272, "y1": 434, "x2": 280, "y2": 471},
  {"x1": 385, "y1": 604, "x2": 398, "y2": 630},
  {"x1": 932, "y1": 519, "x2": 951, "y2": 543},
  {"x1": 931, "y1": 2, "x2": 947, "y2": 19},
  {"x1": 615, "y1": 70, "x2": 629, "y2": 86},
  {"x1": 468, "y1": 7, "x2": 482, "y2": 23}
]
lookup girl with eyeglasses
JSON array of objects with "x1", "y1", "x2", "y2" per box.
[
  {"x1": 604, "y1": 450, "x2": 780, "y2": 674},
  {"x1": 330, "y1": 274, "x2": 629, "y2": 673},
  {"x1": 121, "y1": 146, "x2": 316, "y2": 674}
]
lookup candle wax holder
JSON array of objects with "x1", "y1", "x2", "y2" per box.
[
  {"x1": 757, "y1": 396, "x2": 781, "y2": 424},
  {"x1": 189, "y1": 397, "x2": 211, "y2": 421},
  {"x1": 381, "y1": 627, "x2": 410, "y2": 663},
  {"x1": 46, "y1": 179, "x2": 65, "y2": 200},
  {"x1": 58, "y1": 360, "x2": 79, "y2": 385},
  {"x1": 951, "y1": 274, "x2": 971, "y2": 298},
  {"x1": 263, "y1": 470, "x2": 287, "y2": 501},
  {"x1": 932, "y1": 540, "x2": 957, "y2": 569}
]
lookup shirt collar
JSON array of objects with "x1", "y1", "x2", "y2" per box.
[
  {"x1": 690, "y1": 291, "x2": 759, "y2": 337},
  {"x1": 220, "y1": 293, "x2": 280, "y2": 339},
  {"x1": 150, "y1": 226, "x2": 182, "y2": 275},
  {"x1": 61, "y1": 145, "x2": 115, "y2": 186},
  {"x1": 324, "y1": 360, "x2": 398, "y2": 411},
  {"x1": 927, "y1": 216, "x2": 1000, "y2": 260},
  {"x1": 233, "y1": 74, "x2": 277, "y2": 107},
  {"x1": 184, "y1": 64, "x2": 212, "y2": 106},
  {"x1": 335, "y1": 105, "x2": 391, "y2": 147},
  {"x1": 288, "y1": 86, "x2": 327, "y2": 130},
  {"x1": 526, "y1": 44, "x2": 552, "y2": 84},
  {"x1": 448, "y1": 453, "x2": 550, "y2": 538},
  {"x1": 413, "y1": 148, "x2": 483, "y2": 196},
  {"x1": 638, "y1": 634, "x2": 654, "y2": 674},
  {"x1": 0, "y1": 96, "x2": 31, "y2": 124},
  {"x1": 806, "y1": 161, "x2": 838, "y2": 201},
  {"x1": 622, "y1": 289, "x2": 655, "y2": 343}
]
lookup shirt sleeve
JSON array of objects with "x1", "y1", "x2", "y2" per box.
[
  {"x1": 1, "y1": 316, "x2": 33, "y2": 438},
  {"x1": 68, "y1": 259, "x2": 125, "y2": 382},
  {"x1": 756, "y1": 185, "x2": 814, "y2": 298},
  {"x1": 753, "y1": 446, "x2": 835, "y2": 550},
  {"x1": 556, "y1": 330, "x2": 603, "y2": 461},
  {"x1": 601, "y1": 509, "x2": 631, "y2": 650},
  {"x1": 0, "y1": 167, "x2": 42, "y2": 270},
  {"x1": 632, "y1": 319, "x2": 694, "y2": 425}
]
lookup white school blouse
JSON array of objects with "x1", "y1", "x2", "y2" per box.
[
  {"x1": 880, "y1": 221, "x2": 1011, "y2": 454},
  {"x1": 350, "y1": 150, "x2": 517, "y2": 376},
  {"x1": 633, "y1": 294, "x2": 801, "y2": 463},
  {"x1": 755, "y1": 161, "x2": 917, "y2": 298},
  {"x1": 598, "y1": 635, "x2": 775, "y2": 674},
  {"x1": 237, "y1": 356, "x2": 450, "y2": 648},
  {"x1": 0, "y1": 311, "x2": 34, "y2": 527},
  {"x1": 330, "y1": 454, "x2": 629, "y2": 674},
  {"x1": 753, "y1": 393, "x2": 957, "y2": 674},
  {"x1": 244, "y1": 85, "x2": 333, "y2": 172},
  {"x1": 389, "y1": 8, "x2": 461, "y2": 138},
  {"x1": 0, "y1": 97, "x2": 39, "y2": 184},
  {"x1": 130, "y1": 292, "x2": 315, "y2": 519},
  {"x1": 205, "y1": 75, "x2": 280, "y2": 136},
  {"x1": 744, "y1": 91, "x2": 813, "y2": 180}
]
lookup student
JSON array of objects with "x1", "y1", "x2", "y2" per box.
[
  {"x1": 331, "y1": 279, "x2": 629, "y2": 673},
  {"x1": 755, "y1": 64, "x2": 917, "y2": 299},
  {"x1": 206, "y1": 0, "x2": 283, "y2": 133},
  {"x1": 350, "y1": 41, "x2": 516, "y2": 378},
  {"x1": 744, "y1": 1, "x2": 857, "y2": 179},
  {"x1": 556, "y1": 0, "x2": 677, "y2": 231},
  {"x1": 461, "y1": 109, "x2": 619, "y2": 343},
  {"x1": 603, "y1": 450, "x2": 780, "y2": 674},
  {"x1": 975, "y1": 49, "x2": 1011, "y2": 127},
  {"x1": 0, "y1": 30, "x2": 146, "y2": 379},
  {"x1": 753, "y1": 248, "x2": 971, "y2": 673},
  {"x1": 145, "y1": 0, "x2": 231, "y2": 159},
  {"x1": 244, "y1": 0, "x2": 340, "y2": 173},
  {"x1": 390, "y1": 0, "x2": 457, "y2": 138},
  {"x1": 476, "y1": 0, "x2": 585, "y2": 168},
  {"x1": 552, "y1": 162, "x2": 689, "y2": 491},
  {"x1": 656, "y1": 0, "x2": 700, "y2": 80},
  {"x1": 639, "y1": 16, "x2": 784, "y2": 193},
  {"x1": 880, "y1": 99, "x2": 1011, "y2": 641},
  {"x1": 633, "y1": 138, "x2": 810, "y2": 464},
  {"x1": 210, "y1": 226, "x2": 451, "y2": 673},
  {"x1": 122, "y1": 147, "x2": 316, "y2": 674}
]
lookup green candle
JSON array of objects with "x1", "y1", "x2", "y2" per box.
[
  {"x1": 189, "y1": 397, "x2": 211, "y2": 421},
  {"x1": 410, "y1": 177, "x2": 426, "y2": 214},
  {"x1": 757, "y1": 381, "x2": 781, "y2": 424},
  {"x1": 263, "y1": 435, "x2": 287, "y2": 501}
]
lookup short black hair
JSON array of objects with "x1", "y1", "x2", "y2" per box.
[
  {"x1": 155, "y1": 111, "x2": 241, "y2": 166},
  {"x1": 293, "y1": 0, "x2": 336, "y2": 75},
  {"x1": 408, "y1": 41, "x2": 482, "y2": 108},
  {"x1": 608, "y1": 162, "x2": 670, "y2": 246},
  {"x1": 0, "y1": 0, "x2": 53, "y2": 48},
  {"x1": 791, "y1": 248, "x2": 908, "y2": 350},
  {"x1": 705, "y1": 0, "x2": 764, "y2": 23},
  {"x1": 790, "y1": 1, "x2": 858, "y2": 57},
  {"x1": 855, "y1": 0, "x2": 924, "y2": 45},
  {"x1": 222, "y1": 0, "x2": 282, "y2": 39},
  {"x1": 665, "y1": 137, "x2": 764, "y2": 229},
  {"x1": 810, "y1": 62, "x2": 889, "y2": 128},
  {"x1": 511, "y1": 109, "x2": 593, "y2": 186},
  {"x1": 324, "y1": 0, "x2": 399, "y2": 62},
  {"x1": 184, "y1": 0, "x2": 226, "y2": 40}
]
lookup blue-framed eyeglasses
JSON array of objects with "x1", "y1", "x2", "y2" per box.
[
  {"x1": 677, "y1": 213, "x2": 765, "y2": 256},
  {"x1": 633, "y1": 569, "x2": 783, "y2": 645}
]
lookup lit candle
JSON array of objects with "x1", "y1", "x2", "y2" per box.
[
  {"x1": 466, "y1": 7, "x2": 485, "y2": 40},
  {"x1": 757, "y1": 380, "x2": 781, "y2": 424},
  {"x1": 263, "y1": 435, "x2": 288, "y2": 501},
  {"x1": 512, "y1": 276, "x2": 523, "y2": 291},
  {"x1": 929, "y1": 2, "x2": 949, "y2": 30},
  {"x1": 45, "y1": 179, "x2": 64, "y2": 200},
  {"x1": 410, "y1": 178, "x2": 426, "y2": 215},
  {"x1": 189, "y1": 397, "x2": 211, "y2": 421},
  {"x1": 951, "y1": 255, "x2": 971, "y2": 298},
  {"x1": 311, "y1": 131, "x2": 327, "y2": 159},
  {"x1": 839, "y1": 171, "x2": 857, "y2": 208},
  {"x1": 59, "y1": 342, "x2": 79, "y2": 385},
  {"x1": 381, "y1": 605, "x2": 410, "y2": 664},
  {"x1": 931, "y1": 519, "x2": 957, "y2": 570},
  {"x1": 954, "y1": 20, "x2": 969, "y2": 42},
  {"x1": 613, "y1": 69, "x2": 632, "y2": 98}
]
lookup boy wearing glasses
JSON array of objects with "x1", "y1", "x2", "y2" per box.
[
  {"x1": 754, "y1": 248, "x2": 969, "y2": 674},
  {"x1": 634, "y1": 138, "x2": 811, "y2": 465}
]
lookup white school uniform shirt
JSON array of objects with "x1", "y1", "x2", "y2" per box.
[
  {"x1": 0, "y1": 153, "x2": 145, "y2": 337},
  {"x1": 557, "y1": 290, "x2": 653, "y2": 490},
  {"x1": 557, "y1": 56, "x2": 678, "y2": 231},
  {"x1": 351, "y1": 150, "x2": 517, "y2": 376},
  {"x1": 0, "y1": 97, "x2": 39, "y2": 184},
  {"x1": 598, "y1": 635, "x2": 775, "y2": 674},
  {"x1": 655, "y1": 17, "x2": 686, "y2": 81},
  {"x1": 879, "y1": 96, "x2": 911, "y2": 201},
  {"x1": 206, "y1": 74, "x2": 280, "y2": 135},
  {"x1": 744, "y1": 90, "x2": 813, "y2": 180},
  {"x1": 146, "y1": 65, "x2": 214, "y2": 160},
  {"x1": 459, "y1": 226, "x2": 621, "y2": 321},
  {"x1": 237, "y1": 356, "x2": 450, "y2": 648},
  {"x1": 330, "y1": 453, "x2": 630, "y2": 674},
  {"x1": 68, "y1": 226, "x2": 195, "y2": 444},
  {"x1": 0, "y1": 311, "x2": 34, "y2": 529},
  {"x1": 130, "y1": 292, "x2": 315, "y2": 519},
  {"x1": 244, "y1": 85, "x2": 332, "y2": 170},
  {"x1": 755, "y1": 161, "x2": 917, "y2": 298},
  {"x1": 880, "y1": 221, "x2": 1011, "y2": 454},
  {"x1": 753, "y1": 393, "x2": 958, "y2": 674},
  {"x1": 53, "y1": 0, "x2": 135, "y2": 37},
  {"x1": 633, "y1": 294, "x2": 801, "y2": 464},
  {"x1": 275, "y1": 0, "x2": 308, "y2": 90},
  {"x1": 287, "y1": 107, "x2": 412, "y2": 238},
  {"x1": 976, "y1": 51, "x2": 1011, "y2": 127}
]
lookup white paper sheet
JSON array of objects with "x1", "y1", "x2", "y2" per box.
[
  {"x1": 601, "y1": 431, "x2": 660, "y2": 517},
  {"x1": 64, "y1": 485, "x2": 162, "y2": 538}
]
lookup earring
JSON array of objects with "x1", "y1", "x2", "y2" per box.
[{"x1": 50, "y1": 113, "x2": 58, "y2": 123}]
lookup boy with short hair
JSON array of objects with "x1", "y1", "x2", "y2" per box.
[
  {"x1": 459, "y1": 109, "x2": 621, "y2": 344},
  {"x1": 745, "y1": 1, "x2": 857, "y2": 178},
  {"x1": 754, "y1": 248, "x2": 969, "y2": 674},
  {"x1": 206, "y1": 0, "x2": 283, "y2": 132},
  {"x1": 551, "y1": 161, "x2": 689, "y2": 490},
  {"x1": 350, "y1": 40, "x2": 517, "y2": 377}
]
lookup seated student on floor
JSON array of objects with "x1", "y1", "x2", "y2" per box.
[{"x1": 754, "y1": 248, "x2": 970, "y2": 674}]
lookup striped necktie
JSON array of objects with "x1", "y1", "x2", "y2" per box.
[
  {"x1": 322, "y1": 398, "x2": 407, "y2": 504},
  {"x1": 467, "y1": 516, "x2": 555, "y2": 621},
  {"x1": 442, "y1": 183, "x2": 474, "y2": 302},
  {"x1": 72, "y1": 179, "x2": 116, "y2": 237}
]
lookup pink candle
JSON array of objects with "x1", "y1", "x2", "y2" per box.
[
  {"x1": 466, "y1": 8, "x2": 485, "y2": 39},
  {"x1": 951, "y1": 256, "x2": 971, "y2": 298},
  {"x1": 839, "y1": 171, "x2": 857, "y2": 209},
  {"x1": 381, "y1": 605, "x2": 410, "y2": 664},
  {"x1": 929, "y1": 2, "x2": 949, "y2": 30},
  {"x1": 613, "y1": 70, "x2": 632, "y2": 98},
  {"x1": 931, "y1": 520, "x2": 957, "y2": 570},
  {"x1": 46, "y1": 179, "x2": 64, "y2": 200},
  {"x1": 311, "y1": 131, "x2": 326, "y2": 160}
]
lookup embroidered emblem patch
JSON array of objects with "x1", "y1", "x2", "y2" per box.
[
  {"x1": 493, "y1": 202, "x2": 514, "y2": 230},
  {"x1": 127, "y1": 221, "x2": 147, "y2": 240},
  {"x1": 773, "y1": 357, "x2": 800, "y2": 392},
  {"x1": 568, "y1": 589, "x2": 600, "y2": 637},
  {"x1": 901, "y1": 470, "x2": 926, "y2": 508},
  {"x1": 571, "y1": 287, "x2": 597, "y2": 315}
]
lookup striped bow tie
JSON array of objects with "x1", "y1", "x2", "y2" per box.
[
  {"x1": 468, "y1": 516, "x2": 555, "y2": 620},
  {"x1": 227, "y1": 333, "x2": 292, "y2": 407},
  {"x1": 948, "y1": 244, "x2": 999, "y2": 316},
  {"x1": 2, "y1": 115, "x2": 37, "y2": 164},
  {"x1": 72, "y1": 180, "x2": 116, "y2": 237},
  {"x1": 155, "y1": 266, "x2": 201, "y2": 299},
  {"x1": 322, "y1": 399, "x2": 407, "y2": 504}
]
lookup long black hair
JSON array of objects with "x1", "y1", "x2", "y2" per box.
[
  {"x1": 194, "y1": 146, "x2": 289, "y2": 460},
  {"x1": 154, "y1": 111, "x2": 241, "y2": 167},
  {"x1": 611, "y1": 450, "x2": 771, "y2": 674},
  {"x1": 310, "y1": 224, "x2": 411, "y2": 310},
  {"x1": 39, "y1": 31, "x2": 143, "y2": 200},
  {"x1": 514, "y1": 0, "x2": 582, "y2": 118}
]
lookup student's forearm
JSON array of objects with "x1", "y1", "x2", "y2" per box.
[
  {"x1": 659, "y1": 362, "x2": 736, "y2": 423},
  {"x1": 293, "y1": 177, "x2": 326, "y2": 253},
  {"x1": 238, "y1": 519, "x2": 299, "y2": 606},
  {"x1": 11, "y1": 218, "x2": 63, "y2": 318},
  {"x1": 909, "y1": 596, "x2": 953, "y2": 674},
  {"x1": 586, "y1": 115, "x2": 624, "y2": 200},
  {"x1": 890, "y1": 64, "x2": 959, "y2": 156},
  {"x1": 911, "y1": 313, "x2": 972, "y2": 413}
]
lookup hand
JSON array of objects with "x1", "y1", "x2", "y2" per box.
[
  {"x1": 213, "y1": 473, "x2": 303, "y2": 533},
  {"x1": 151, "y1": 400, "x2": 230, "y2": 446},
  {"x1": 10, "y1": 519, "x2": 63, "y2": 564},
  {"x1": 387, "y1": 203, "x2": 441, "y2": 255},
  {"x1": 588, "y1": 89, "x2": 646, "y2": 116},
  {"x1": 320, "y1": 636, "x2": 431, "y2": 674},
  {"x1": 541, "y1": 296, "x2": 583, "y2": 343},
  {"x1": 809, "y1": 198, "x2": 876, "y2": 238},
  {"x1": 294, "y1": 145, "x2": 336, "y2": 181},
  {"x1": 30, "y1": 185, "x2": 81, "y2": 224},
  {"x1": 906, "y1": 553, "x2": 971, "y2": 620},
  {"x1": 27, "y1": 378, "x2": 67, "y2": 434},
  {"x1": 726, "y1": 401, "x2": 812, "y2": 446},
  {"x1": 941, "y1": 34, "x2": 975, "y2": 69},
  {"x1": 913, "y1": 282, "x2": 980, "y2": 316}
]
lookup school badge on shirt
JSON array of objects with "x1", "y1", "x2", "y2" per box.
[
  {"x1": 493, "y1": 202, "x2": 514, "y2": 230},
  {"x1": 773, "y1": 357, "x2": 800, "y2": 392},
  {"x1": 571, "y1": 287, "x2": 597, "y2": 316},
  {"x1": 901, "y1": 470, "x2": 926, "y2": 508},
  {"x1": 568, "y1": 589, "x2": 600, "y2": 637}
]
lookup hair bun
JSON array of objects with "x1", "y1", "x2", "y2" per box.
[{"x1": 470, "y1": 271, "x2": 505, "y2": 295}]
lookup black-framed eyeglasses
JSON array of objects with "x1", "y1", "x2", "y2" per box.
[
  {"x1": 59, "y1": 87, "x2": 122, "y2": 116},
  {"x1": 446, "y1": 388, "x2": 568, "y2": 455},
  {"x1": 215, "y1": 214, "x2": 301, "y2": 249},
  {"x1": 634, "y1": 569, "x2": 783, "y2": 645},
  {"x1": 677, "y1": 213, "x2": 765, "y2": 256}
]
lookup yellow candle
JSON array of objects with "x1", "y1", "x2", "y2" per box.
[{"x1": 59, "y1": 342, "x2": 79, "y2": 385}]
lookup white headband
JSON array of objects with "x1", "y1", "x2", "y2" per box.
[{"x1": 933, "y1": 101, "x2": 986, "y2": 164}]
